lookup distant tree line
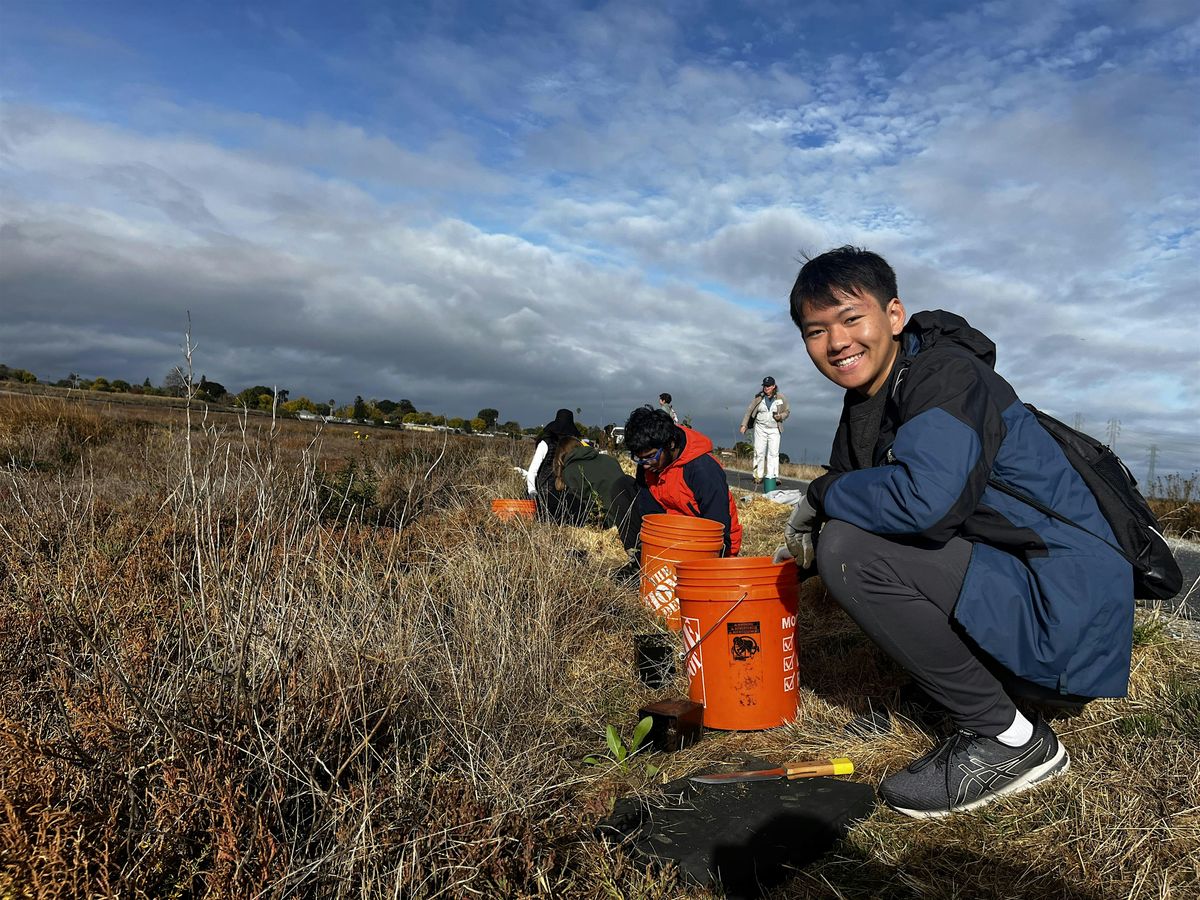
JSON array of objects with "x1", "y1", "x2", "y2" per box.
[{"x1": 0, "y1": 363, "x2": 598, "y2": 439}]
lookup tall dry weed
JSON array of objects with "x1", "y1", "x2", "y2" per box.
[{"x1": 0, "y1": 405, "x2": 645, "y2": 897}]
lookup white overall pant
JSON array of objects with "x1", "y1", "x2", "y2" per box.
[{"x1": 753, "y1": 424, "x2": 780, "y2": 480}]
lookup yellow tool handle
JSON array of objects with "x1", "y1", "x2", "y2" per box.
[{"x1": 783, "y1": 757, "x2": 854, "y2": 779}]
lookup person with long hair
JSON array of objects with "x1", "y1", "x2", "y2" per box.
[
  {"x1": 551, "y1": 435, "x2": 642, "y2": 554},
  {"x1": 525, "y1": 408, "x2": 586, "y2": 521}
]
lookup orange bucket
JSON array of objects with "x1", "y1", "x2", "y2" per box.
[
  {"x1": 639, "y1": 516, "x2": 725, "y2": 630},
  {"x1": 641, "y1": 513, "x2": 724, "y2": 536},
  {"x1": 676, "y1": 556, "x2": 799, "y2": 730},
  {"x1": 491, "y1": 498, "x2": 536, "y2": 521}
]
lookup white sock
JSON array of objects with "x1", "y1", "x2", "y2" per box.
[{"x1": 994, "y1": 709, "x2": 1034, "y2": 747}]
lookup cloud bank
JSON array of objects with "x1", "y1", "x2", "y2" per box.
[{"x1": 1, "y1": 0, "x2": 1197, "y2": 474}]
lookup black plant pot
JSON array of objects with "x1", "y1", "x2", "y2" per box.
[{"x1": 634, "y1": 634, "x2": 676, "y2": 689}]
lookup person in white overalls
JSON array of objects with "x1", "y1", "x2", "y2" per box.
[{"x1": 738, "y1": 376, "x2": 790, "y2": 493}]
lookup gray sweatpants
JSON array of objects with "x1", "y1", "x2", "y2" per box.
[{"x1": 816, "y1": 519, "x2": 1017, "y2": 736}]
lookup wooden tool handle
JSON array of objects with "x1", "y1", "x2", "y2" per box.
[{"x1": 783, "y1": 757, "x2": 855, "y2": 779}]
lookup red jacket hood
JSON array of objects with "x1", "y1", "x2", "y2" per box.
[{"x1": 670, "y1": 426, "x2": 715, "y2": 468}]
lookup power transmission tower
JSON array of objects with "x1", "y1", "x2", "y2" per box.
[
  {"x1": 1106, "y1": 418, "x2": 1120, "y2": 450},
  {"x1": 1072, "y1": 412, "x2": 1083, "y2": 431},
  {"x1": 1147, "y1": 444, "x2": 1158, "y2": 495}
]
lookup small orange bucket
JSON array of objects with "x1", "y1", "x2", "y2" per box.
[
  {"x1": 491, "y1": 498, "x2": 536, "y2": 521},
  {"x1": 639, "y1": 515, "x2": 724, "y2": 630},
  {"x1": 676, "y1": 556, "x2": 799, "y2": 730}
]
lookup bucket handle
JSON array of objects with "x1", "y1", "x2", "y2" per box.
[{"x1": 679, "y1": 591, "x2": 749, "y2": 663}]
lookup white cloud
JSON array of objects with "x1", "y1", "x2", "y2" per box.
[{"x1": 0, "y1": 0, "x2": 1197, "y2": 475}]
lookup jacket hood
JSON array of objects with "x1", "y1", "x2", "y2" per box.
[
  {"x1": 564, "y1": 444, "x2": 600, "y2": 466},
  {"x1": 902, "y1": 310, "x2": 996, "y2": 370},
  {"x1": 670, "y1": 426, "x2": 714, "y2": 468}
]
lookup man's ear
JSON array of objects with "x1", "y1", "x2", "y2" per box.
[{"x1": 888, "y1": 297, "x2": 906, "y2": 336}]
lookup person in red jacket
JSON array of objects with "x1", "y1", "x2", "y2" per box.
[{"x1": 623, "y1": 406, "x2": 742, "y2": 556}]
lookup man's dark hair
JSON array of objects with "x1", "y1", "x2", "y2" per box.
[
  {"x1": 789, "y1": 245, "x2": 898, "y2": 329},
  {"x1": 624, "y1": 406, "x2": 678, "y2": 454},
  {"x1": 659, "y1": 392, "x2": 672, "y2": 404}
]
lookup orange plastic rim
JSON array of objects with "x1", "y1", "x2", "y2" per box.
[{"x1": 641, "y1": 513, "x2": 723, "y2": 533}]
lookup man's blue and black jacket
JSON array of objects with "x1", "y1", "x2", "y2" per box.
[{"x1": 808, "y1": 310, "x2": 1133, "y2": 698}]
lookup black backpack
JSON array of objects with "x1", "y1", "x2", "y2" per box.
[{"x1": 987, "y1": 404, "x2": 1183, "y2": 601}]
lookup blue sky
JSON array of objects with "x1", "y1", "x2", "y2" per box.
[{"x1": 1, "y1": 0, "x2": 1197, "y2": 476}]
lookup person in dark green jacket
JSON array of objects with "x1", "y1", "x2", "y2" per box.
[{"x1": 552, "y1": 436, "x2": 642, "y2": 553}]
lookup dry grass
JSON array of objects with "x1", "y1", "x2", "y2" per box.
[
  {"x1": 722, "y1": 454, "x2": 827, "y2": 483},
  {"x1": 0, "y1": 393, "x2": 1198, "y2": 898}
]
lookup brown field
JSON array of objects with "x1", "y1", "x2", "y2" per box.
[{"x1": 1, "y1": 393, "x2": 1198, "y2": 898}]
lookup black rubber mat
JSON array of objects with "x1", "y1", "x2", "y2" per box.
[{"x1": 596, "y1": 764, "x2": 877, "y2": 898}]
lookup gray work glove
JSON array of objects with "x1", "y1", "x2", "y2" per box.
[{"x1": 772, "y1": 495, "x2": 822, "y2": 571}]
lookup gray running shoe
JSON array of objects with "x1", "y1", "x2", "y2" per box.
[{"x1": 880, "y1": 714, "x2": 1069, "y2": 819}]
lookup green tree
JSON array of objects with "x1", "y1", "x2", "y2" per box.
[
  {"x1": 196, "y1": 376, "x2": 227, "y2": 401},
  {"x1": 352, "y1": 396, "x2": 368, "y2": 421},
  {"x1": 282, "y1": 397, "x2": 319, "y2": 414},
  {"x1": 447, "y1": 417, "x2": 467, "y2": 432},
  {"x1": 499, "y1": 420, "x2": 522, "y2": 436},
  {"x1": 477, "y1": 408, "x2": 499, "y2": 428},
  {"x1": 0, "y1": 365, "x2": 38, "y2": 384},
  {"x1": 376, "y1": 399, "x2": 398, "y2": 415},
  {"x1": 470, "y1": 417, "x2": 487, "y2": 432},
  {"x1": 235, "y1": 386, "x2": 274, "y2": 409},
  {"x1": 398, "y1": 399, "x2": 416, "y2": 416},
  {"x1": 162, "y1": 367, "x2": 190, "y2": 397}
]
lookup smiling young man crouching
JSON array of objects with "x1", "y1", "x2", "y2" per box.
[{"x1": 777, "y1": 245, "x2": 1132, "y2": 818}]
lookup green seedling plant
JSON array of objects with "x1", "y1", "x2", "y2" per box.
[{"x1": 585, "y1": 715, "x2": 657, "y2": 775}]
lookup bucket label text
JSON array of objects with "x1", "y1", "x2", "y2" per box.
[{"x1": 644, "y1": 564, "x2": 679, "y2": 619}]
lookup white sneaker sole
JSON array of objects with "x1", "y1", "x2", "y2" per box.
[{"x1": 890, "y1": 744, "x2": 1070, "y2": 820}]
